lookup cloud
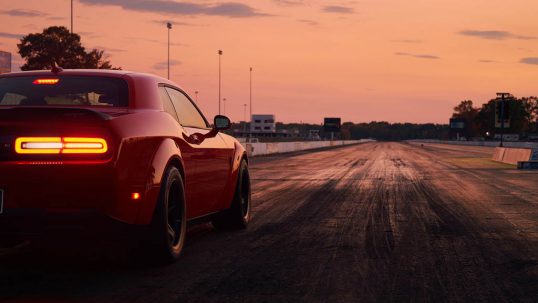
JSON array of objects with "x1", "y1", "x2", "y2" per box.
[
  {"x1": 322, "y1": 5, "x2": 354, "y2": 14},
  {"x1": 298, "y1": 19, "x2": 318, "y2": 26},
  {"x1": 273, "y1": 0, "x2": 307, "y2": 5},
  {"x1": 79, "y1": 0, "x2": 268, "y2": 18},
  {"x1": 520, "y1": 57, "x2": 538, "y2": 65},
  {"x1": 151, "y1": 20, "x2": 195, "y2": 27},
  {"x1": 392, "y1": 39, "x2": 423, "y2": 44},
  {"x1": 0, "y1": 32, "x2": 22, "y2": 39},
  {"x1": 395, "y1": 52, "x2": 440, "y2": 59},
  {"x1": 459, "y1": 30, "x2": 535, "y2": 40},
  {"x1": 1, "y1": 9, "x2": 47, "y2": 17},
  {"x1": 153, "y1": 59, "x2": 181, "y2": 70}
]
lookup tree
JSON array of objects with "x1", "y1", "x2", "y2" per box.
[
  {"x1": 17, "y1": 26, "x2": 119, "y2": 70},
  {"x1": 524, "y1": 97, "x2": 538, "y2": 133},
  {"x1": 452, "y1": 100, "x2": 477, "y2": 118},
  {"x1": 452, "y1": 100, "x2": 479, "y2": 138}
]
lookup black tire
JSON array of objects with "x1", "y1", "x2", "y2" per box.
[
  {"x1": 148, "y1": 166, "x2": 186, "y2": 263},
  {"x1": 212, "y1": 159, "x2": 251, "y2": 230}
]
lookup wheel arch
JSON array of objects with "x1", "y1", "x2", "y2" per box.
[{"x1": 135, "y1": 138, "x2": 184, "y2": 225}]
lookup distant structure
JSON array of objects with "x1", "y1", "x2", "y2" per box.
[
  {"x1": 0, "y1": 51, "x2": 11, "y2": 74},
  {"x1": 449, "y1": 118, "x2": 467, "y2": 140},
  {"x1": 251, "y1": 114, "x2": 276, "y2": 133}
]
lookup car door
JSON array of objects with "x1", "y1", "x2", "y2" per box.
[
  {"x1": 158, "y1": 86, "x2": 200, "y2": 219},
  {"x1": 164, "y1": 87, "x2": 231, "y2": 218}
]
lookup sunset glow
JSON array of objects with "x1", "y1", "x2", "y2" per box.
[{"x1": 0, "y1": 0, "x2": 537, "y2": 123}]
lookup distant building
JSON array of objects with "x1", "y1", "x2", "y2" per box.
[{"x1": 251, "y1": 114, "x2": 276, "y2": 133}]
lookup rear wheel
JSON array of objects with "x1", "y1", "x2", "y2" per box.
[
  {"x1": 148, "y1": 166, "x2": 186, "y2": 263},
  {"x1": 212, "y1": 160, "x2": 251, "y2": 230}
]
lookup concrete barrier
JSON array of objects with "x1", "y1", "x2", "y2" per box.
[
  {"x1": 492, "y1": 147, "x2": 534, "y2": 165},
  {"x1": 492, "y1": 147, "x2": 505, "y2": 162},
  {"x1": 242, "y1": 140, "x2": 373, "y2": 157},
  {"x1": 410, "y1": 139, "x2": 538, "y2": 149},
  {"x1": 409, "y1": 140, "x2": 538, "y2": 166}
]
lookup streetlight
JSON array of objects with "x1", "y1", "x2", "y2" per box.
[
  {"x1": 167, "y1": 22, "x2": 172, "y2": 80},
  {"x1": 218, "y1": 50, "x2": 223, "y2": 114},
  {"x1": 243, "y1": 103, "x2": 247, "y2": 137},
  {"x1": 223, "y1": 98, "x2": 227, "y2": 115},
  {"x1": 249, "y1": 67, "x2": 253, "y2": 142},
  {"x1": 70, "y1": 0, "x2": 74, "y2": 33},
  {"x1": 249, "y1": 67, "x2": 253, "y2": 120},
  {"x1": 194, "y1": 91, "x2": 198, "y2": 103}
]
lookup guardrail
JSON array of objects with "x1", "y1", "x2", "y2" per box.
[
  {"x1": 241, "y1": 139, "x2": 374, "y2": 157},
  {"x1": 409, "y1": 139, "x2": 538, "y2": 149}
]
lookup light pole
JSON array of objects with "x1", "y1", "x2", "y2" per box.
[
  {"x1": 249, "y1": 67, "x2": 253, "y2": 120},
  {"x1": 218, "y1": 50, "x2": 222, "y2": 115},
  {"x1": 167, "y1": 22, "x2": 172, "y2": 80},
  {"x1": 243, "y1": 103, "x2": 247, "y2": 137},
  {"x1": 249, "y1": 67, "x2": 253, "y2": 141},
  {"x1": 194, "y1": 91, "x2": 198, "y2": 103},
  {"x1": 70, "y1": 0, "x2": 73, "y2": 33}
]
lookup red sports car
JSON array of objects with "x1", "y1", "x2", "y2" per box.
[{"x1": 0, "y1": 68, "x2": 251, "y2": 262}]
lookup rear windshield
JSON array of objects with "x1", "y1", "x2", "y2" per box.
[{"x1": 0, "y1": 76, "x2": 129, "y2": 107}]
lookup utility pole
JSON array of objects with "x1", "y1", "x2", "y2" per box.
[
  {"x1": 218, "y1": 50, "x2": 222, "y2": 115},
  {"x1": 243, "y1": 103, "x2": 247, "y2": 137},
  {"x1": 249, "y1": 67, "x2": 253, "y2": 142},
  {"x1": 249, "y1": 67, "x2": 253, "y2": 120},
  {"x1": 71, "y1": 0, "x2": 73, "y2": 33},
  {"x1": 167, "y1": 22, "x2": 172, "y2": 80},
  {"x1": 497, "y1": 92, "x2": 510, "y2": 147}
]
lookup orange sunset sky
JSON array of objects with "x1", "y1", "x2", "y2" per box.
[{"x1": 0, "y1": 0, "x2": 537, "y2": 123}]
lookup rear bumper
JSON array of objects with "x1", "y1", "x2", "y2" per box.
[
  {"x1": 0, "y1": 208, "x2": 129, "y2": 237},
  {"x1": 0, "y1": 162, "x2": 148, "y2": 226}
]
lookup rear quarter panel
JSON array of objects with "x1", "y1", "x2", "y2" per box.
[
  {"x1": 108, "y1": 109, "x2": 186, "y2": 224},
  {"x1": 217, "y1": 133, "x2": 248, "y2": 210}
]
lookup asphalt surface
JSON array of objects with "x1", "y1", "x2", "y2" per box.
[{"x1": 1, "y1": 142, "x2": 537, "y2": 302}]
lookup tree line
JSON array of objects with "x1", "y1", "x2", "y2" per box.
[{"x1": 270, "y1": 122, "x2": 449, "y2": 141}]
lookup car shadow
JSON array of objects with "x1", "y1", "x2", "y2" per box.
[{"x1": 0, "y1": 223, "x2": 220, "y2": 300}]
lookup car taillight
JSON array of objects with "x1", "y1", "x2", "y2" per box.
[
  {"x1": 32, "y1": 78, "x2": 60, "y2": 85},
  {"x1": 15, "y1": 137, "x2": 108, "y2": 154}
]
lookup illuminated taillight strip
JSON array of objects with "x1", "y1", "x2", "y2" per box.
[
  {"x1": 62, "y1": 137, "x2": 108, "y2": 154},
  {"x1": 15, "y1": 137, "x2": 62, "y2": 154},
  {"x1": 15, "y1": 137, "x2": 108, "y2": 154},
  {"x1": 33, "y1": 78, "x2": 60, "y2": 85}
]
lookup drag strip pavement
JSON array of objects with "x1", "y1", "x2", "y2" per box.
[{"x1": 0, "y1": 142, "x2": 536, "y2": 302}]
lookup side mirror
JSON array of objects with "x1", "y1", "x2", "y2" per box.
[{"x1": 214, "y1": 115, "x2": 231, "y2": 131}]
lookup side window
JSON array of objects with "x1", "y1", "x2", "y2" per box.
[
  {"x1": 165, "y1": 87, "x2": 208, "y2": 129},
  {"x1": 159, "y1": 86, "x2": 179, "y2": 122}
]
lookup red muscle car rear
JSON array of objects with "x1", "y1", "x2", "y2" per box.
[{"x1": 0, "y1": 69, "x2": 251, "y2": 262}]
